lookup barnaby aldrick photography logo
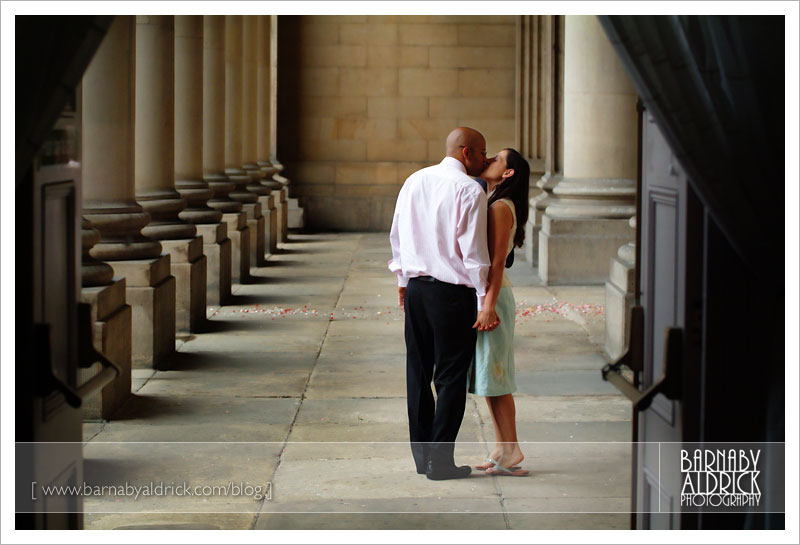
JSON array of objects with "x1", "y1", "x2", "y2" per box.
[{"x1": 680, "y1": 448, "x2": 761, "y2": 508}]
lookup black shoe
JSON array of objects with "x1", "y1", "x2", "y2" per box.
[{"x1": 425, "y1": 460, "x2": 472, "y2": 480}]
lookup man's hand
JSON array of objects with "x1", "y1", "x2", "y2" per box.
[
  {"x1": 472, "y1": 308, "x2": 500, "y2": 331},
  {"x1": 398, "y1": 287, "x2": 406, "y2": 310}
]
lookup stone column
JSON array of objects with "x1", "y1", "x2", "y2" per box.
[
  {"x1": 79, "y1": 218, "x2": 131, "y2": 420},
  {"x1": 268, "y1": 15, "x2": 302, "y2": 241},
  {"x1": 515, "y1": 16, "x2": 547, "y2": 264},
  {"x1": 241, "y1": 16, "x2": 268, "y2": 267},
  {"x1": 204, "y1": 15, "x2": 250, "y2": 286},
  {"x1": 224, "y1": 15, "x2": 256, "y2": 282},
  {"x1": 82, "y1": 15, "x2": 176, "y2": 370},
  {"x1": 519, "y1": 16, "x2": 564, "y2": 267},
  {"x1": 538, "y1": 15, "x2": 636, "y2": 284},
  {"x1": 256, "y1": 15, "x2": 279, "y2": 256},
  {"x1": 175, "y1": 15, "x2": 232, "y2": 309},
  {"x1": 135, "y1": 15, "x2": 206, "y2": 340}
]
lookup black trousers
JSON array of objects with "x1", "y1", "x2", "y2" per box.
[{"x1": 404, "y1": 276, "x2": 477, "y2": 471}]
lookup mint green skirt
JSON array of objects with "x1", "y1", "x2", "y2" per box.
[{"x1": 467, "y1": 285, "x2": 516, "y2": 397}]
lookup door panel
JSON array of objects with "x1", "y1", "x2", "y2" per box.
[
  {"x1": 636, "y1": 112, "x2": 689, "y2": 529},
  {"x1": 18, "y1": 97, "x2": 85, "y2": 529}
]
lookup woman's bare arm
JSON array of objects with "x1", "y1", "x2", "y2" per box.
[{"x1": 473, "y1": 201, "x2": 513, "y2": 331}]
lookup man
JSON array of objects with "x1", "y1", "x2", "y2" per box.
[{"x1": 388, "y1": 127, "x2": 500, "y2": 480}]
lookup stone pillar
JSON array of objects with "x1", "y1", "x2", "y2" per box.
[
  {"x1": 605, "y1": 216, "x2": 637, "y2": 361},
  {"x1": 517, "y1": 16, "x2": 564, "y2": 267},
  {"x1": 256, "y1": 15, "x2": 278, "y2": 257},
  {"x1": 82, "y1": 15, "x2": 176, "y2": 369},
  {"x1": 79, "y1": 219, "x2": 131, "y2": 420},
  {"x1": 204, "y1": 15, "x2": 250, "y2": 286},
  {"x1": 241, "y1": 16, "x2": 268, "y2": 267},
  {"x1": 515, "y1": 16, "x2": 549, "y2": 264},
  {"x1": 135, "y1": 15, "x2": 206, "y2": 339},
  {"x1": 175, "y1": 15, "x2": 232, "y2": 309},
  {"x1": 271, "y1": 164, "x2": 291, "y2": 241},
  {"x1": 268, "y1": 15, "x2": 302, "y2": 239},
  {"x1": 538, "y1": 15, "x2": 636, "y2": 284}
]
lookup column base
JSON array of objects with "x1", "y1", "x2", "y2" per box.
[
  {"x1": 111, "y1": 254, "x2": 176, "y2": 369},
  {"x1": 222, "y1": 212, "x2": 251, "y2": 284},
  {"x1": 249, "y1": 214, "x2": 267, "y2": 268},
  {"x1": 287, "y1": 197, "x2": 304, "y2": 230},
  {"x1": 538, "y1": 216, "x2": 632, "y2": 284},
  {"x1": 272, "y1": 189, "x2": 286, "y2": 246},
  {"x1": 604, "y1": 255, "x2": 636, "y2": 361},
  {"x1": 524, "y1": 217, "x2": 540, "y2": 266},
  {"x1": 161, "y1": 237, "x2": 207, "y2": 334},
  {"x1": 280, "y1": 188, "x2": 289, "y2": 241},
  {"x1": 242, "y1": 202, "x2": 267, "y2": 268},
  {"x1": 196, "y1": 223, "x2": 232, "y2": 307},
  {"x1": 258, "y1": 194, "x2": 278, "y2": 257},
  {"x1": 79, "y1": 279, "x2": 132, "y2": 420}
]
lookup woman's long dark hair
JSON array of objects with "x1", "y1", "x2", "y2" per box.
[{"x1": 487, "y1": 148, "x2": 530, "y2": 248}]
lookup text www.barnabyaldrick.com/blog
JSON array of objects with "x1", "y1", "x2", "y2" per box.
[{"x1": 30, "y1": 481, "x2": 272, "y2": 502}]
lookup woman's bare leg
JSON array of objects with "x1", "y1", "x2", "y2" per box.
[
  {"x1": 485, "y1": 394, "x2": 525, "y2": 471},
  {"x1": 476, "y1": 397, "x2": 504, "y2": 469}
]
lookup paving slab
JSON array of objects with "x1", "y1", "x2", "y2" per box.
[
  {"x1": 154, "y1": 350, "x2": 319, "y2": 375},
  {"x1": 546, "y1": 286, "x2": 607, "y2": 303},
  {"x1": 268, "y1": 457, "x2": 498, "y2": 503},
  {"x1": 291, "y1": 397, "x2": 407, "y2": 425},
  {"x1": 180, "y1": 322, "x2": 329, "y2": 354},
  {"x1": 131, "y1": 369, "x2": 156, "y2": 393},
  {"x1": 305, "y1": 369, "x2": 406, "y2": 399},
  {"x1": 85, "y1": 512, "x2": 257, "y2": 530},
  {"x1": 490, "y1": 455, "x2": 631, "y2": 499},
  {"x1": 99, "y1": 395, "x2": 300, "y2": 442},
  {"x1": 514, "y1": 350, "x2": 609, "y2": 371},
  {"x1": 313, "y1": 352, "x2": 406, "y2": 372},
  {"x1": 82, "y1": 421, "x2": 106, "y2": 440},
  {"x1": 474, "y1": 395, "x2": 631, "y2": 424},
  {"x1": 505, "y1": 497, "x2": 630, "y2": 530},
  {"x1": 255, "y1": 500, "x2": 507, "y2": 530},
  {"x1": 511, "y1": 421, "x2": 633, "y2": 444},
  {"x1": 325, "y1": 318, "x2": 403, "y2": 337},
  {"x1": 255, "y1": 500, "x2": 507, "y2": 531},
  {"x1": 82, "y1": 442, "x2": 280, "y2": 514},
  {"x1": 138, "y1": 368, "x2": 311, "y2": 398},
  {"x1": 278, "y1": 434, "x2": 487, "y2": 463},
  {"x1": 515, "y1": 369, "x2": 620, "y2": 396},
  {"x1": 512, "y1": 331, "x2": 607, "y2": 357},
  {"x1": 234, "y1": 278, "x2": 344, "y2": 297},
  {"x1": 319, "y1": 334, "x2": 406, "y2": 357}
]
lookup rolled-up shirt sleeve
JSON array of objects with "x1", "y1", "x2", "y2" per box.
[
  {"x1": 456, "y1": 188, "x2": 490, "y2": 310},
  {"x1": 388, "y1": 191, "x2": 409, "y2": 287}
]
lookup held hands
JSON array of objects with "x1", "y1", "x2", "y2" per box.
[
  {"x1": 398, "y1": 287, "x2": 406, "y2": 311},
  {"x1": 472, "y1": 308, "x2": 500, "y2": 331}
]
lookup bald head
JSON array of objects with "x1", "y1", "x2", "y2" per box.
[
  {"x1": 445, "y1": 127, "x2": 484, "y2": 157},
  {"x1": 445, "y1": 126, "x2": 487, "y2": 177}
]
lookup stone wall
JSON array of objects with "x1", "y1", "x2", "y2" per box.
[{"x1": 278, "y1": 15, "x2": 517, "y2": 231}]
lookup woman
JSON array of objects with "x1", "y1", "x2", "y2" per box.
[{"x1": 469, "y1": 148, "x2": 530, "y2": 477}]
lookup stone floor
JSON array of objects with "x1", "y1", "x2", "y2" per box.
[{"x1": 82, "y1": 232, "x2": 632, "y2": 531}]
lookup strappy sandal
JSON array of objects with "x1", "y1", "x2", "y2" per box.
[
  {"x1": 475, "y1": 457, "x2": 521, "y2": 471},
  {"x1": 485, "y1": 461, "x2": 529, "y2": 477}
]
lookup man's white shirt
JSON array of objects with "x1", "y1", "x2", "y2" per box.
[{"x1": 388, "y1": 157, "x2": 490, "y2": 310}]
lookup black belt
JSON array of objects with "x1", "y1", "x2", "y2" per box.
[{"x1": 412, "y1": 276, "x2": 472, "y2": 291}]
